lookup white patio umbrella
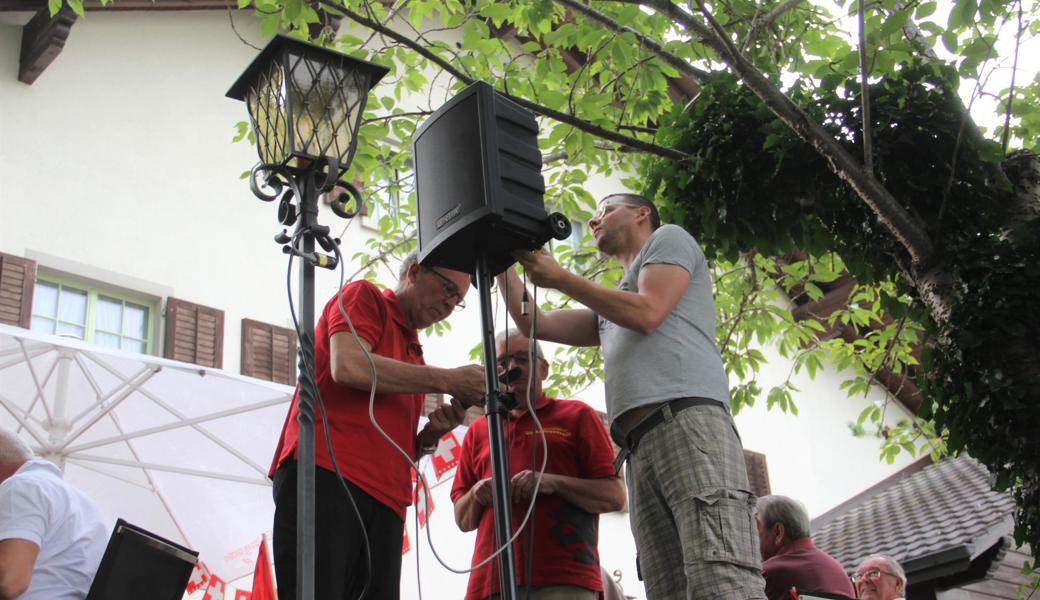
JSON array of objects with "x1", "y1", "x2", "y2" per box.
[{"x1": 0, "y1": 323, "x2": 293, "y2": 582}]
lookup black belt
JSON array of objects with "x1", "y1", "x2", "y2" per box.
[{"x1": 612, "y1": 397, "x2": 725, "y2": 474}]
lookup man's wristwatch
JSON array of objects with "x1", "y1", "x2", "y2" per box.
[{"x1": 419, "y1": 441, "x2": 437, "y2": 456}]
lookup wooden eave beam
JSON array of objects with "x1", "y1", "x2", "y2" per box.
[{"x1": 18, "y1": 6, "x2": 76, "y2": 85}]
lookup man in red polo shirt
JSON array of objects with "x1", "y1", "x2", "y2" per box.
[
  {"x1": 452, "y1": 329, "x2": 625, "y2": 600},
  {"x1": 757, "y1": 495, "x2": 855, "y2": 600},
  {"x1": 270, "y1": 251, "x2": 486, "y2": 600}
]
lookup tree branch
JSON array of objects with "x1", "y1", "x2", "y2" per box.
[
  {"x1": 857, "y1": 0, "x2": 874, "y2": 174},
  {"x1": 749, "y1": 0, "x2": 805, "y2": 39},
  {"x1": 553, "y1": 0, "x2": 711, "y2": 82},
  {"x1": 326, "y1": 0, "x2": 687, "y2": 161},
  {"x1": 633, "y1": 0, "x2": 935, "y2": 268}
]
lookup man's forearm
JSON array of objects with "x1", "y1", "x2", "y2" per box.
[
  {"x1": 453, "y1": 488, "x2": 484, "y2": 532},
  {"x1": 548, "y1": 474, "x2": 626, "y2": 514},
  {"x1": 550, "y1": 270, "x2": 663, "y2": 335},
  {"x1": 334, "y1": 349, "x2": 450, "y2": 393}
]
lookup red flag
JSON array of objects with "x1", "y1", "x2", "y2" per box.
[
  {"x1": 186, "y1": 561, "x2": 211, "y2": 594},
  {"x1": 412, "y1": 476, "x2": 435, "y2": 527},
  {"x1": 202, "y1": 573, "x2": 226, "y2": 600},
  {"x1": 401, "y1": 527, "x2": 410, "y2": 554},
  {"x1": 430, "y1": 431, "x2": 461, "y2": 478},
  {"x1": 250, "y1": 536, "x2": 278, "y2": 600}
]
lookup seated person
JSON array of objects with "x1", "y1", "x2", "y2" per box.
[
  {"x1": 757, "y1": 495, "x2": 855, "y2": 600},
  {"x1": 0, "y1": 427, "x2": 108, "y2": 600}
]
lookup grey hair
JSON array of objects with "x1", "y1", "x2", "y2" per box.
[
  {"x1": 600, "y1": 193, "x2": 661, "y2": 230},
  {"x1": 859, "y1": 554, "x2": 907, "y2": 585},
  {"x1": 756, "y1": 495, "x2": 811, "y2": 540},
  {"x1": 0, "y1": 428, "x2": 33, "y2": 462},
  {"x1": 495, "y1": 328, "x2": 544, "y2": 360},
  {"x1": 398, "y1": 250, "x2": 420, "y2": 281}
]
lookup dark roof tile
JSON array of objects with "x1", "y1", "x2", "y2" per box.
[{"x1": 812, "y1": 456, "x2": 1015, "y2": 572}]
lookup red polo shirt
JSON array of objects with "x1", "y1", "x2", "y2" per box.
[
  {"x1": 762, "y1": 537, "x2": 855, "y2": 600},
  {"x1": 451, "y1": 396, "x2": 617, "y2": 599},
  {"x1": 270, "y1": 280, "x2": 424, "y2": 520}
]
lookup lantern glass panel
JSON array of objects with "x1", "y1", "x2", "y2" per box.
[
  {"x1": 246, "y1": 63, "x2": 290, "y2": 166},
  {"x1": 287, "y1": 50, "x2": 371, "y2": 168}
]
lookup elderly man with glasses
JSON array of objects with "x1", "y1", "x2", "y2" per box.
[
  {"x1": 269, "y1": 250, "x2": 486, "y2": 600},
  {"x1": 851, "y1": 556, "x2": 906, "y2": 600},
  {"x1": 451, "y1": 328, "x2": 625, "y2": 600},
  {"x1": 497, "y1": 193, "x2": 764, "y2": 600}
]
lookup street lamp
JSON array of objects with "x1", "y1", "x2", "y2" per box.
[{"x1": 227, "y1": 34, "x2": 388, "y2": 600}]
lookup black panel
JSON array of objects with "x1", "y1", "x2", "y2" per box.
[{"x1": 413, "y1": 81, "x2": 557, "y2": 275}]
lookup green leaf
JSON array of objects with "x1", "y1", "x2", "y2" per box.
[
  {"x1": 260, "y1": 14, "x2": 281, "y2": 37},
  {"x1": 941, "y1": 30, "x2": 958, "y2": 52},
  {"x1": 916, "y1": 1, "x2": 937, "y2": 18},
  {"x1": 48, "y1": 0, "x2": 62, "y2": 15},
  {"x1": 947, "y1": 0, "x2": 977, "y2": 30}
]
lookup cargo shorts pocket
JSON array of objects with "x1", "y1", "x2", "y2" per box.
[{"x1": 682, "y1": 490, "x2": 760, "y2": 570}]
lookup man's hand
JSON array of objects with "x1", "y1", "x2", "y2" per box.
[
  {"x1": 470, "y1": 477, "x2": 495, "y2": 507},
  {"x1": 419, "y1": 397, "x2": 467, "y2": 446},
  {"x1": 511, "y1": 469, "x2": 554, "y2": 504},
  {"x1": 444, "y1": 365, "x2": 487, "y2": 407},
  {"x1": 513, "y1": 249, "x2": 569, "y2": 290}
]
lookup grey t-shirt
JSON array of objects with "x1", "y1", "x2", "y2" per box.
[{"x1": 597, "y1": 224, "x2": 729, "y2": 426}]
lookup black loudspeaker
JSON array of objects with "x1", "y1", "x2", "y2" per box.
[{"x1": 412, "y1": 81, "x2": 570, "y2": 275}]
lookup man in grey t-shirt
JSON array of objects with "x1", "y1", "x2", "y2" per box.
[{"x1": 497, "y1": 193, "x2": 764, "y2": 600}]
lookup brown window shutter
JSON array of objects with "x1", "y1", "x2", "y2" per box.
[
  {"x1": 241, "y1": 319, "x2": 297, "y2": 385},
  {"x1": 743, "y1": 450, "x2": 771, "y2": 497},
  {"x1": 0, "y1": 252, "x2": 37, "y2": 328},
  {"x1": 164, "y1": 297, "x2": 224, "y2": 368}
]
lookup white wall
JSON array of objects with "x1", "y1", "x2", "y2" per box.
[{"x1": 0, "y1": 11, "x2": 917, "y2": 600}]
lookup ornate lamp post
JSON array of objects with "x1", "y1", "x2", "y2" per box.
[{"x1": 227, "y1": 35, "x2": 388, "y2": 600}]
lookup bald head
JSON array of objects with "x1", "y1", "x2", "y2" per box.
[{"x1": 0, "y1": 428, "x2": 32, "y2": 463}]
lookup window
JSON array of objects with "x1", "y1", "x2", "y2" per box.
[{"x1": 30, "y1": 276, "x2": 156, "y2": 354}]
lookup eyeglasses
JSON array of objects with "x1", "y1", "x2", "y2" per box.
[
  {"x1": 423, "y1": 267, "x2": 466, "y2": 311},
  {"x1": 496, "y1": 352, "x2": 532, "y2": 370},
  {"x1": 851, "y1": 568, "x2": 899, "y2": 583},
  {"x1": 589, "y1": 200, "x2": 644, "y2": 224}
]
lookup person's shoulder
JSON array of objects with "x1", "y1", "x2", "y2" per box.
[
  {"x1": 552, "y1": 399, "x2": 607, "y2": 426},
  {"x1": 654, "y1": 223, "x2": 695, "y2": 242},
  {"x1": 348, "y1": 279, "x2": 384, "y2": 297}
]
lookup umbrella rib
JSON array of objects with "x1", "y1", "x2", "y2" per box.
[
  {"x1": 12, "y1": 338, "x2": 56, "y2": 424},
  {"x1": 70, "y1": 453, "x2": 273, "y2": 486},
  {"x1": 64, "y1": 395, "x2": 290, "y2": 454},
  {"x1": 80, "y1": 351, "x2": 279, "y2": 476},
  {"x1": 66, "y1": 362, "x2": 156, "y2": 428},
  {"x1": 106, "y1": 409, "x2": 194, "y2": 546},
  {"x1": 133, "y1": 389, "x2": 274, "y2": 476},
  {"x1": 60, "y1": 366, "x2": 159, "y2": 450},
  {"x1": 71, "y1": 352, "x2": 105, "y2": 400},
  {"x1": 0, "y1": 391, "x2": 46, "y2": 445},
  {"x1": 0, "y1": 340, "x2": 52, "y2": 368},
  {"x1": 67, "y1": 459, "x2": 157, "y2": 492}
]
